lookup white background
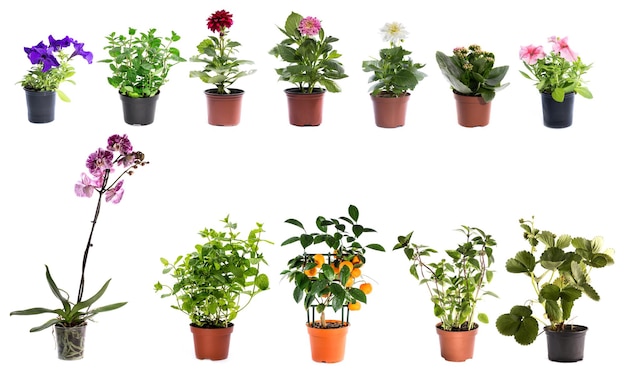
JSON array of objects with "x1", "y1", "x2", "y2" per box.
[{"x1": 1, "y1": 0, "x2": 623, "y2": 385}]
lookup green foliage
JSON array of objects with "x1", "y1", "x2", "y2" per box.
[
  {"x1": 435, "y1": 44, "x2": 509, "y2": 102},
  {"x1": 155, "y1": 216, "x2": 272, "y2": 328},
  {"x1": 189, "y1": 28, "x2": 255, "y2": 94},
  {"x1": 362, "y1": 44, "x2": 427, "y2": 97},
  {"x1": 393, "y1": 226, "x2": 497, "y2": 331},
  {"x1": 280, "y1": 204, "x2": 385, "y2": 326},
  {"x1": 9, "y1": 265, "x2": 127, "y2": 332},
  {"x1": 496, "y1": 217, "x2": 614, "y2": 345},
  {"x1": 100, "y1": 27, "x2": 186, "y2": 98},
  {"x1": 268, "y1": 11, "x2": 348, "y2": 93}
]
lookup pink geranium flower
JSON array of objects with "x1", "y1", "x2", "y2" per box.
[
  {"x1": 298, "y1": 16, "x2": 321, "y2": 37},
  {"x1": 519, "y1": 44, "x2": 545, "y2": 65},
  {"x1": 549, "y1": 36, "x2": 577, "y2": 62}
]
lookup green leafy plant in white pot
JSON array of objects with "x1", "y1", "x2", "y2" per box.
[
  {"x1": 496, "y1": 216, "x2": 614, "y2": 362},
  {"x1": 100, "y1": 27, "x2": 186, "y2": 125},
  {"x1": 154, "y1": 216, "x2": 271, "y2": 360},
  {"x1": 394, "y1": 226, "x2": 497, "y2": 362}
]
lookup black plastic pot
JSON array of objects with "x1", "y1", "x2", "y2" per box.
[
  {"x1": 541, "y1": 92, "x2": 575, "y2": 128},
  {"x1": 24, "y1": 88, "x2": 56, "y2": 123},
  {"x1": 544, "y1": 324, "x2": 587, "y2": 362},
  {"x1": 120, "y1": 91, "x2": 160, "y2": 125}
]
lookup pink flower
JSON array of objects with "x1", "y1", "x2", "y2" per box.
[
  {"x1": 75, "y1": 173, "x2": 97, "y2": 198},
  {"x1": 105, "y1": 180, "x2": 124, "y2": 204},
  {"x1": 298, "y1": 16, "x2": 321, "y2": 37},
  {"x1": 549, "y1": 36, "x2": 577, "y2": 62},
  {"x1": 519, "y1": 44, "x2": 545, "y2": 65},
  {"x1": 86, "y1": 148, "x2": 113, "y2": 175}
]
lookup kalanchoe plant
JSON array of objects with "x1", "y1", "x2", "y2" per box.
[
  {"x1": 19, "y1": 35, "x2": 93, "y2": 102},
  {"x1": 10, "y1": 134, "x2": 149, "y2": 336},
  {"x1": 281, "y1": 204, "x2": 385, "y2": 328},
  {"x1": 436, "y1": 44, "x2": 509, "y2": 102},
  {"x1": 393, "y1": 226, "x2": 497, "y2": 331},
  {"x1": 269, "y1": 11, "x2": 348, "y2": 93},
  {"x1": 519, "y1": 36, "x2": 593, "y2": 102},
  {"x1": 189, "y1": 9, "x2": 256, "y2": 94},
  {"x1": 362, "y1": 22, "x2": 427, "y2": 97},
  {"x1": 100, "y1": 28, "x2": 186, "y2": 98},
  {"x1": 496, "y1": 217, "x2": 614, "y2": 345},
  {"x1": 154, "y1": 217, "x2": 271, "y2": 328}
]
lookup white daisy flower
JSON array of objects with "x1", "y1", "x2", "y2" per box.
[{"x1": 380, "y1": 22, "x2": 408, "y2": 45}]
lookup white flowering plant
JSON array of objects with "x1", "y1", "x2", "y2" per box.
[{"x1": 362, "y1": 22, "x2": 427, "y2": 97}]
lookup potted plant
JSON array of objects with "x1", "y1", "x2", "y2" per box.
[
  {"x1": 435, "y1": 44, "x2": 509, "y2": 127},
  {"x1": 393, "y1": 226, "x2": 497, "y2": 362},
  {"x1": 362, "y1": 21, "x2": 427, "y2": 128},
  {"x1": 280, "y1": 204, "x2": 385, "y2": 363},
  {"x1": 19, "y1": 34, "x2": 93, "y2": 123},
  {"x1": 100, "y1": 27, "x2": 186, "y2": 125},
  {"x1": 519, "y1": 35, "x2": 593, "y2": 128},
  {"x1": 10, "y1": 134, "x2": 149, "y2": 360},
  {"x1": 189, "y1": 9, "x2": 256, "y2": 126},
  {"x1": 269, "y1": 11, "x2": 348, "y2": 126},
  {"x1": 154, "y1": 216, "x2": 271, "y2": 360},
  {"x1": 496, "y1": 217, "x2": 614, "y2": 362}
]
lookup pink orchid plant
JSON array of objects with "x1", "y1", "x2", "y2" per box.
[
  {"x1": 11, "y1": 134, "x2": 149, "y2": 338},
  {"x1": 519, "y1": 36, "x2": 592, "y2": 102}
]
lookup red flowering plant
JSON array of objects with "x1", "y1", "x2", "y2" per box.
[
  {"x1": 519, "y1": 36, "x2": 593, "y2": 102},
  {"x1": 19, "y1": 35, "x2": 93, "y2": 102},
  {"x1": 189, "y1": 9, "x2": 256, "y2": 94},
  {"x1": 11, "y1": 135, "x2": 149, "y2": 340},
  {"x1": 269, "y1": 11, "x2": 348, "y2": 93}
]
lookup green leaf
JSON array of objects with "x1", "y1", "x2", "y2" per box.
[
  {"x1": 477, "y1": 313, "x2": 488, "y2": 324},
  {"x1": 284, "y1": 218, "x2": 305, "y2": 230},
  {"x1": 255, "y1": 274, "x2": 270, "y2": 290},
  {"x1": 348, "y1": 205, "x2": 359, "y2": 222}
]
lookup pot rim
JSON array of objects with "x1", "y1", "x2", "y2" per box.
[{"x1": 284, "y1": 87, "x2": 326, "y2": 95}]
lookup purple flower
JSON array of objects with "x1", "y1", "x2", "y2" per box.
[
  {"x1": 70, "y1": 41, "x2": 93, "y2": 63},
  {"x1": 105, "y1": 181, "x2": 124, "y2": 204},
  {"x1": 107, "y1": 134, "x2": 133, "y2": 155},
  {"x1": 75, "y1": 173, "x2": 98, "y2": 198},
  {"x1": 298, "y1": 16, "x2": 321, "y2": 37},
  {"x1": 86, "y1": 148, "x2": 114, "y2": 175},
  {"x1": 24, "y1": 42, "x2": 60, "y2": 72},
  {"x1": 48, "y1": 35, "x2": 73, "y2": 51}
]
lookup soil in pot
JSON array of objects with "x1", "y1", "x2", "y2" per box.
[
  {"x1": 190, "y1": 323, "x2": 234, "y2": 360},
  {"x1": 435, "y1": 322, "x2": 478, "y2": 362},
  {"x1": 544, "y1": 324, "x2": 587, "y2": 362},
  {"x1": 371, "y1": 92, "x2": 410, "y2": 128},
  {"x1": 205, "y1": 88, "x2": 244, "y2": 126},
  {"x1": 453, "y1": 92, "x2": 491, "y2": 127},
  {"x1": 285, "y1": 87, "x2": 325, "y2": 126},
  {"x1": 306, "y1": 319, "x2": 349, "y2": 363}
]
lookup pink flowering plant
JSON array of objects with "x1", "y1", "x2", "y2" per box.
[
  {"x1": 189, "y1": 9, "x2": 256, "y2": 94},
  {"x1": 519, "y1": 36, "x2": 592, "y2": 102},
  {"x1": 269, "y1": 11, "x2": 348, "y2": 93},
  {"x1": 19, "y1": 35, "x2": 93, "y2": 102},
  {"x1": 11, "y1": 134, "x2": 148, "y2": 337}
]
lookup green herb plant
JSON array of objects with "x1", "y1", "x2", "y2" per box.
[
  {"x1": 393, "y1": 226, "x2": 497, "y2": 331},
  {"x1": 155, "y1": 216, "x2": 271, "y2": 328}
]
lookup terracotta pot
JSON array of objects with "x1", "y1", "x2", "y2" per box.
[
  {"x1": 120, "y1": 91, "x2": 160, "y2": 126},
  {"x1": 205, "y1": 88, "x2": 244, "y2": 126},
  {"x1": 453, "y1": 92, "x2": 491, "y2": 127},
  {"x1": 371, "y1": 92, "x2": 410, "y2": 128},
  {"x1": 541, "y1": 92, "x2": 575, "y2": 128},
  {"x1": 306, "y1": 320, "x2": 349, "y2": 363},
  {"x1": 435, "y1": 322, "x2": 478, "y2": 362},
  {"x1": 190, "y1": 323, "x2": 234, "y2": 360},
  {"x1": 544, "y1": 324, "x2": 587, "y2": 362},
  {"x1": 24, "y1": 88, "x2": 56, "y2": 124},
  {"x1": 54, "y1": 323, "x2": 87, "y2": 360},
  {"x1": 285, "y1": 87, "x2": 325, "y2": 126}
]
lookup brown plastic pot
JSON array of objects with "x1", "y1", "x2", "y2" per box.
[
  {"x1": 453, "y1": 92, "x2": 491, "y2": 127},
  {"x1": 190, "y1": 323, "x2": 234, "y2": 360},
  {"x1": 306, "y1": 320, "x2": 349, "y2": 363},
  {"x1": 285, "y1": 88, "x2": 326, "y2": 126},
  {"x1": 435, "y1": 322, "x2": 478, "y2": 362},
  {"x1": 370, "y1": 92, "x2": 410, "y2": 128},
  {"x1": 205, "y1": 88, "x2": 244, "y2": 126}
]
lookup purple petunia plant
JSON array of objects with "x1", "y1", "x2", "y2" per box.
[
  {"x1": 10, "y1": 134, "x2": 149, "y2": 335},
  {"x1": 20, "y1": 35, "x2": 93, "y2": 102}
]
